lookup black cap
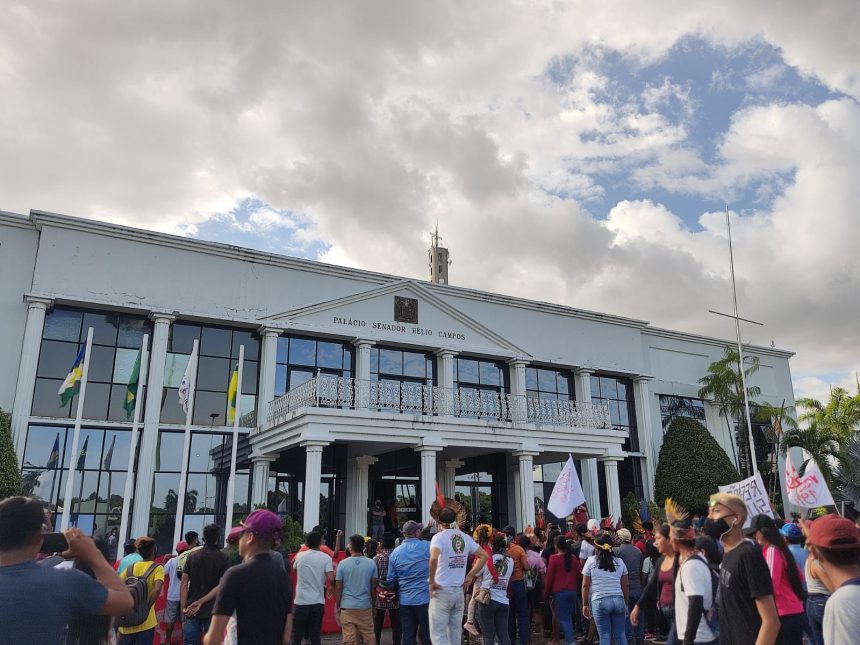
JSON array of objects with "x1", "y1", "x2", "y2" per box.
[{"x1": 743, "y1": 514, "x2": 776, "y2": 536}]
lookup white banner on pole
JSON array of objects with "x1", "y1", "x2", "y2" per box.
[
  {"x1": 547, "y1": 455, "x2": 586, "y2": 519},
  {"x1": 718, "y1": 472, "x2": 773, "y2": 527},
  {"x1": 785, "y1": 451, "x2": 835, "y2": 508}
]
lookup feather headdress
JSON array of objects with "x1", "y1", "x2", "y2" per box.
[{"x1": 663, "y1": 498, "x2": 689, "y2": 524}]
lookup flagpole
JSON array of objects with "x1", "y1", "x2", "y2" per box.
[
  {"x1": 224, "y1": 345, "x2": 244, "y2": 532},
  {"x1": 173, "y1": 339, "x2": 198, "y2": 549},
  {"x1": 60, "y1": 327, "x2": 94, "y2": 531},
  {"x1": 118, "y1": 334, "x2": 150, "y2": 548}
]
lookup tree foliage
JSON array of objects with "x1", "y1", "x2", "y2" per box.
[
  {"x1": 0, "y1": 409, "x2": 22, "y2": 500},
  {"x1": 654, "y1": 417, "x2": 740, "y2": 515}
]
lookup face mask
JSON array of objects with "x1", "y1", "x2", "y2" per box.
[{"x1": 703, "y1": 516, "x2": 734, "y2": 541}]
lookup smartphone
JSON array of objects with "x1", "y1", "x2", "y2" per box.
[{"x1": 40, "y1": 532, "x2": 69, "y2": 554}]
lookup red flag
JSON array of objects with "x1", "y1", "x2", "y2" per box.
[{"x1": 435, "y1": 481, "x2": 445, "y2": 508}]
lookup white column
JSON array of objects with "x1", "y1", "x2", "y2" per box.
[
  {"x1": 512, "y1": 468, "x2": 522, "y2": 527},
  {"x1": 601, "y1": 457, "x2": 623, "y2": 521},
  {"x1": 251, "y1": 454, "x2": 276, "y2": 508},
  {"x1": 353, "y1": 339, "x2": 375, "y2": 410},
  {"x1": 12, "y1": 295, "x2": 52, "y2": 459},
  {"x1": 508, "y1": 359, "x2": 528, "y2": 423},
  {"x1": 302, "y1": 441, "x2": 328, "y2": 530},
  {"x1": 257, "y1": 326, "x2": 281, "y2": 423},
  {"x1": 416, "y1": 445, "x2": 443, "y2": 524},
  {"x1": 633, "y1": 376, "x2": 656, "y2": 500},
  {"x1": 442, "y1": 458, "x2": 463, "y2": 497},
  {"x1": 514, "y1": 450, "x2": 539, "y2": 528},
  {"x1": 434, "y1": 349, "x2": 457, "y2": 415},
  {"x1": 580, "y1": 458, "x2": 601, "y2": 519},
  {"x1": 131, "y1": 312, "x2": 176, "y2": 537},
  {"x1": 346, "y1": 455, "x2": 377, "y2": 535},
  {"x1": 574, "y1": 368, "x2": 594, "y2": 403}
]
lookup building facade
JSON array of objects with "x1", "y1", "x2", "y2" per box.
[{"x1": 0, "y1": 210, "x2": 797, "y2": 552}]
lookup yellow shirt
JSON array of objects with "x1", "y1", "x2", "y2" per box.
[{"x1": 119, "y1": 560, "x2": 165, "y2": 634}]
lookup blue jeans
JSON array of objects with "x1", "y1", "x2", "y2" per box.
[
  {"x1": 400, "y1": 603, "x2": 431, "y2": 645},
  {"x1": 661, "y1": 605, "x2": 678, "y2": 645},
  {"x1": 592, "y1": 595, "x2": 628, "y2": 645},
  {"x1": 477, "y1": 600, "x2": 511, "y2": 645},
  {"x1": 507, "y1": 580, "x2": 529, "y2": 645},
  {"x1": 119, "y1": 629, "x2": 155, "y2": 645},
  {"x1": 806, "y1": 594, "x2": 827, "y2": 645},
  {"x1": 553, "y1": 590, "x2": 579, "y2": 645},
  {"x1": 183, "y1": 616, "x2": 211, "y2": 645},
  {"x1": 626, "y1": 589, "x2": 645, "y2": 640}
]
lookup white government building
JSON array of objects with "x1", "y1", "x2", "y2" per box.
[{"x1": 0, "y1": 210, "x2": 796, "y2": 552}]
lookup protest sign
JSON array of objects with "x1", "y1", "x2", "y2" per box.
[
  {"x1": 785, "y1": 451, "x2": 835, "y2": 508},
  {"x1": 718, "y1": 472, "x2": 774, "y2": 527}
]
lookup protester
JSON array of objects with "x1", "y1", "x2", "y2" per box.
[
  {"x1": 428, "y1": 507, "x2": 487, "y2": 645},
  {"x1": 614, "y1": 527, "x2": 645, "y2": 645},
  {"x1": 670, "y1": 521, "x2": 717, "y2": 645},
  {"x1": 476, "y1": 535, "x2": 515, "y2": 645},
  {"x1": 119, "y1": 536, "x2": 165, "y2": 645},
  {"x1": 298, "y1": 525, "x2": 343, "y2": 557},
  {"x1": 161, "y1": 540, "x2": 188, "y2": 644},
  {"x1": 336, "y1": 534, "x2": 379, "y2": 645},
  {"x1": 780, "y1": 523, "x2": 808, "y2": 574},
  {"x1": 373, "y1": 532, "x2": 402, "y2": 645},
  {"x1": 204, "y1": 510, "x2": 293, "y2": 645},
  {"x1": 464, "y1": 525, "x2": 499, "y2": 637},
  {"x1": 631, "y1": 523, "x2": 676, "y2": 644},
  {"x1": 638, "y1": 540, "x2": 662, "y2": 641},
  {"x1": 521, "y1": 534, "x2": 546, "y2": 640},
  {"x1": 117, "y1": 539, "x2": 142, "y2": 575},
  {"x1": 705, "y1": 493, "x2": 780, "y2": 645},
  {"x1": 176, "y1": 531, "x2": 201, "y2": 576},
  {"x1": 544, "y1": 534, "x2": 583, "y2": 645},
  {"x1": 292, "y1": 530, "x2": 335, "y2": 645},
  {"x1": 804, "y1": 514, "x2": 860, "y2": 645},
  {"x1": 388, "y1": 520, "x2": 432, "y2": 645},
  {"x1": 502, "y1": 526, "x2": 531, "y2": 645},
  {"x1": 64, "y1": 537, "x2": 117, "y2": 645},
  {"x1": 744, "y1": 514, "x2": 806, "y2": 645},
  {"x1": 582, "y1": 533, "x2": 629, "y2": 645},
  {"x1": 0, "y1": 497, "x2": 134, "y2": 643},
  {"x1": 803, "y1": 542, "x2": 831, "y2": 645},
  {"x1": 182, "y1": 523, "x2": 229, "y2": 645},
  {"x1": 577, "y1": 524, "x2": 595, "y2": 563}
]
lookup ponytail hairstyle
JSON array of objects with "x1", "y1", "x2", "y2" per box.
[
  {"x1": 492, "y1": 534, "x2": 508, "y2": 555},
  {"x1": 594, "y1": 534, "x2": 616, "y2": 572},
  {"x1": 760, "y1": 525, "x2": 805, "y2": 602},
  {"x1": 554, "y1": 534, "x2": 573, "y2": 572}
]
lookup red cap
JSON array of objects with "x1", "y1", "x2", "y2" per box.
[
  {"x1": 807, "y1": 514, "x2": 860, "y2": 550},
  {"x1": 175, "y1": 541, "x2": 189, "y2": 553},
  {"x1": 564, "y1": 531, "x2": 576, "y2": 539}
]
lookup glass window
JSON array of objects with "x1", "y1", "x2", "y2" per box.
[
  {"x1": 274, "y1": 364, "x2": 287, "y2": 397},
  {"x1": 289, "y1": 370, "x2": 313, "y2": 389},
  {"x1": 189, "y1": 433, "x2": 230, "y2": 472},
  {"x1": 81, "y1": 383, "x2": 110, "y2": 421},
  {"x1": 379, "y1": 349, "x2": 403, "y2": 376},
  {"x1": 163, "y1": 353, "x2": 190, "y2": 388},
  {"x1": 151, "y1": 472, "x2": 181, "y2": 512},
  {"x1": 525, "y1": 368, "x2": 538, "y2": 391},
  {"x1": 480, "y1": 362, "x2": 501, "y2": 386},
  {"x1": 37, "y1": 341, "x2": 80, "y2": 379},
  {"x1": 196, "y1": 356, "x2": 230, "y2": 391},
  {"x1": 317, "y1": 342, "x2": 343, "y2": 369},
  {"x1": 101, "y1": 430, "x2": 132, "y2": 472},
  {"x1": 537, "y1": 369, "x2": 556, "y2": 392},
  {"x1": 456, "y1": 359, "x2": 479, "y2": 384},
  {"x1": 43, "y1": 309, "x2": 82, "y2": 342},
  {"x1": 592, "y1": 373, "x2": 637, "y2": 450},
  {"x1": 276, "y1": 337, "x2": 289, "y2": 364},
  {"x1": 185, "y1": 474, "x2": 219, "y2": 512},
  {"x1": 24, "y1": 425, "x2": 67, "y2": 470},
  {"x1": 169, "y1": 323, "x2": 200, "y2": 354},
  {"x1": 231, "y1": 330, "x2": 259, "y2": 361},
  {"x1": 160, "y1": 389, "x2": 185, "y2": 425},
  {"x1": 87, "y1": 345, "x2": 116, "y2": 383},
  {"x1": 32, "y1": 378, "x2": 73, "y2": 418},
  {"x1": 403, "y1": 352, "x2": 426, "y2": 378},
  {"x1": 112, "y1": 348, "x2": 140, "y2": 384},
  {"x1": 289, "y1": 339, "x2": 316, "y2": 366},
  {"x1": 155, "y1": 432, "x2": 185, "y2": 472},
  {"x1": 117, "y1": 317, "x2": 150, "y2": 349},
  {"x1": 659, "y1": 395, "x2": 707, "y2": 431},
  {"x1": 82, "y1": 313, "x2": 119, "y2": 346},
  {"x1": 201, "y1": 327, "x2": 232, "y2": 358},
  {"x1": 194, "y1": 391, "x2": 228, "y2": 426}
]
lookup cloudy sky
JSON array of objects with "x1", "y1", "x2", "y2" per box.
[{"x1": 2, "y1": 2, "x2": 858, "y2": 402}]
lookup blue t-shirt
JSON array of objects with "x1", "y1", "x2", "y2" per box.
[
  {"x1": 118, "y1": 552, "x2": 142, "y2": 575},
  {"x1": 335, "y1": 555, "x2": 377, "y2": 609},
  {"x1": 388, "y1": 538, "x2": 431, "y2": 605},
  {"x1": 0, "y1": 561, "x2": 108, "y2": 643}
]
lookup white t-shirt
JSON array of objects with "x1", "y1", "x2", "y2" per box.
[
  {"x1": 481, "y1": 554, "x2": 514, "y2": 605},
  {"x1": 430, "y1": 529, "x2": 479, "y2": 587},
  {"x1": 163, "y1": 556, "x2": 181, "y2": 602},
  {"x1": 675, "y1": 557, "x2": 715, "y2": 644},
  {"x1": 823, "y1": 582, "x2": 860, "y2": 645},
  {"x1": 294, "y1": 548, "x2": 334, "y2": 606},
  {"x1": 579, "y1": 541, "x2": 595, "y2": 561},
  {"x1": 582, "y1": 554, "x2": 628, "y2": 600}
]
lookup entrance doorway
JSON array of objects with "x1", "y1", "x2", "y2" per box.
[{"x1": 455, "y1": 472, "x2": 494, "y2": 527}]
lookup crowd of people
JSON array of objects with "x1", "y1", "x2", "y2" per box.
[{"x1": 2, "y1": 493, "x2": 860, "y2": 645}]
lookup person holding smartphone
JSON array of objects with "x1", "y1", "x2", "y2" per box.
[{"x1": 0, "y1": 496, "x2": 133, "y2": 644}]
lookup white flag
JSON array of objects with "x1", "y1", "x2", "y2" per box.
[
  {"x1": 547, "y1": 455, "x2": 586, "y2": 519},
  {"x1": 178, "y1": 350, "x2": 197, "y2": 413},
  {"x1": 785, "y1": 451, "x2": 835, "y2": 508}
]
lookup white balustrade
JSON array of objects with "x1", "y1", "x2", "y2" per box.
[{"x1": 263, "y1": 375, "x2": 612, "y2": 432}]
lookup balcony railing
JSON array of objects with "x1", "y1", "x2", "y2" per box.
[{"x1": 266, "y1": 375, "x2": 611, "y2": 430}]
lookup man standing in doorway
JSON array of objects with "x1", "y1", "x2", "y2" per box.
[
  {"x1": 182, "y1": 523, "x2": 229, "y2": 645},
  {"x1": 429, "y1": 507, "x2": 488, "y2": 645},
  {"x1": 336, "y1": 534, "x2": 379, "y2": 645},
  {"x1": 705, "y1": 492, "x2": 780, "y2": 645},
  {"x1": 388, "y1": 521, "x2": 431, "y2": 645},
  {"x1": 292, "y1": 530, "x2": 335, "y2": 645}
]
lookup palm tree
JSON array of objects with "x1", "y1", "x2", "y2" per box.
[
  {"x1": 755, "y1": 400, "x2": 797, "y2": 502},
  {"x1": 831, "y1": 437, "x2": 860, "y2": 505},
  {"x1": 698, "y1": 346, "x2": 762, "y2": 477},
  {"x1": 797, "y1": 386, "x2": 860, "y2": 442},
  {"x1": 780, "y1": 420, "x2": 842, "y2": 485}
]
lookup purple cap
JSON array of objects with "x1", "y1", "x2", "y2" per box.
[{"x1": 230, "y1": 510, "x2": 282, "y2": 541}]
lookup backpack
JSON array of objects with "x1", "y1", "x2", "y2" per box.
[
  {"x1": 117, "y1": 562, "x2": 159, "y2": 628},
  {"x1": 684, "y1": 556, "x2": 720, "y2": 636}
]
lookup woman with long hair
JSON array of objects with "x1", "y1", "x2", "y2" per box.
[
  {"x1": 631, "y1": 524, "x2": 678, "y2": 644},
  {"x1": 582, "y1": 533, "x2": 629, "y2": 645},
  {"x1": 465, "y1": 525, "x2": 499, "y2": 638},
  {"x1": 745, "y1": 515, "x2": 806, "y2": 645},
  {"x1": 544, "y1": 535, "x2": 583, "y2": 645},
  {"x1": 475, "y1": 535, "x2": 515, "y2": 645}
]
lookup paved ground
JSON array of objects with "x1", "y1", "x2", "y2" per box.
[{"x1": 317, "y1": 629, "x2": 662, "y2": 644}]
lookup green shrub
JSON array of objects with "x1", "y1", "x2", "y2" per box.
[
  {"x1": 654, "y1": 417, "x2": 740, "y2": 515},
  {"x1": 0, "y1": 409, "x2": 22, "y2": 500},
  {"x1": 621, "y1": 491, "x2": 640, "y2": 529}
]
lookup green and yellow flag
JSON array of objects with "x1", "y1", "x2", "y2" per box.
[
  {"x1": 123, "y1": 350, "x2": 142, "y2": 418},
  {"x1": 58, "y1": 346, "x2": 86, "y2": 407},
  {"x1": 227, "y1": 364, "x2": 239, "y2": 424}
]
